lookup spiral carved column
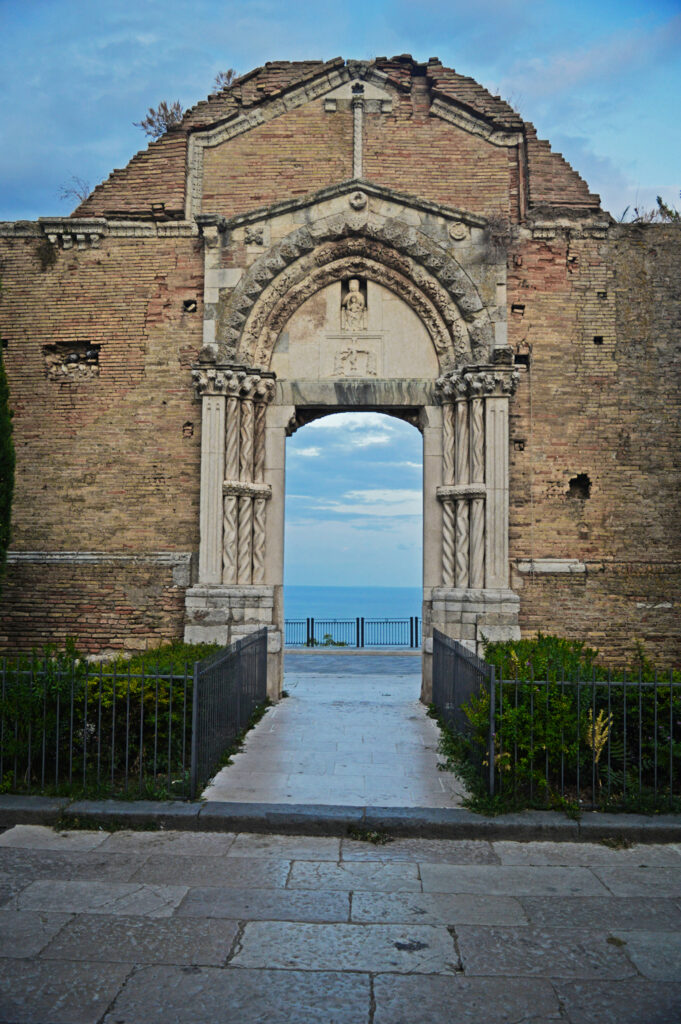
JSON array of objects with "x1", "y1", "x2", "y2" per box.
[
  {"x1": 222, "y1": 387, "x2": 240, "y2": 584},
  {"x1": 440, "y1": 401, "x2": 456, "y2": 586},
  {"x1": 252, "y1": 387, "x2": 269, "y2": 585},
  {"x1": 469, "y1": 388, "x2": 486, "y2": 589}
]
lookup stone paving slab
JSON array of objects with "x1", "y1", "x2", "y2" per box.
[
  {"x1": 176, "y1": 886, "x2": 350, "y2": 922},
  {"x1": 0, "y1": 910, "x2": 72, "y2": 958},
  {"x1": 373, "y1": 975, "x2": 562, "y2": 1024},
  {"x1": 456, "y1": 925, "x2": 636, "y2": 979},
  {"x1": 0, "y1": 847, "x2": 142, "y2": 884},
  {"x1": 592, "y1": 863, "x2": 681, "y2": 897},
  {"x1": 226, "y1": 833, "x2": 340, "y2": 860},
  {"x1": 102, "y1": 966, "x2": 371, "y2": 1024},
  {"x1": 232, "y1": 920, "x2": 459, "y2": 973},
  {"x1": 340, "y1": 837, "x2": 499, "y2": 863},
  {"x1": 287, "y1": 860, "x2": 422, "y2": 892},
  {"x1": 553, "y1": 980, "x2": 681, "y2": 1024},
  {"x1": 613, "y1": 930, "x2": 681, "y2": 980},
  {"x1": 351, "y1": 891, "x2": 527, "y2": 926},
  {"x1": 419, "y1": 863, "x2": 610, "y2": 896},
  {"x1": 11, "y1": 880, "x2": 189, "y2": 917},
  {"x1": 494, "y1": 838, "x2": 681, "y2": 866},
  {"x1": 41, "y1": 914, "x2": 240, "y2": 966},
  {"x1": 99, "y1": 829, "x2": 237, "y2": 857},
  {"x1": 130, "y1": 853, "x2": 291, "y2": 888},
  {"x1": 0, "y1": 957, "x2": 132, "y2": 1024},
  {"x1": 0, "y1": 824, "x2": 108, "y2": 852},
  {"x1": 520, "y1": 894, "x2": 681, "y2": 931}
]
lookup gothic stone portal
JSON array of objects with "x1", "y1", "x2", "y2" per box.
[{"x1": 183, "y1": 183, "x2": 520, "y2": 699}]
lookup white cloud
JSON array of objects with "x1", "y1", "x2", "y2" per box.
[
  {"x1": 303, "y1": 412, "x2": 396, "y2": 433},
  {"x1": 349, "y1": 432, "x2": 392, "y2": 448},
  {"x1": 293, "y1": 488, "x2": 422, "y2": 520},
  {"x1": 291, "y1": 446, "x2": 321, "y2": 458}
]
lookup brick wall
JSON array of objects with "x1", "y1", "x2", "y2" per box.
[{"x1": 507, "y1": 224, "x2": 681, "y2": 665}]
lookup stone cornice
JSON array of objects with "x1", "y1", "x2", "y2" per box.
[
  {"x1": 430, "y1": 97, "x2": 523, "y2": 148},
  {"x1": 436, "y1": 366, "x2": 519, "y2": 400},
  {"x1": 0, "y1": 219, "x2": 197, "y2": 243}
]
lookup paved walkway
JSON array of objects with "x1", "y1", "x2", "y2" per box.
[
  {"x1": 203, "y1": 653, "x2": 466, "y2": 807},
  {"x1": 1, "y1": 824, "x2": 680, "y2": 1023}
]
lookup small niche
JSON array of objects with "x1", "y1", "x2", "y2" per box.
[
  {"x1": 183, "y1": 421, "x2": 194, "y2": 438},
  {"x1": 596, "y1": 290, "x2": 607, "y2": 300},
  {"x1": 511, "y1": 303, "x2": 525, "y2": 316},
  {"x1": 340, "y1": 277, "x2": 368, "y2": 331},
  {"x1": 514, "y1": 439, "x2": 526, "y2": 452},
  {"x1": 182, "y1": 299, "x2": 197, "y2": 313},
  {"x1": 514, "y1": 351, "x2": 531, "y2": 368},
  {"x1": 593, "y1": 336, "x2": 604, "y2": 346},
  {"x1": 1, "y1": 339, "x2": 8, "y2": 350},
  {"x1": 567, "y1": 473, "x2": 591, "y2": 500}
]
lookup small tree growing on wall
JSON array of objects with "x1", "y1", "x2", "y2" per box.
[{"x1": 0, "y1": 351, "x2": 15, "y2": 588}]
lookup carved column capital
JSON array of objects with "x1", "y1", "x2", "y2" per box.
[
  {"x1": 193, "y1": 364, "x2": 276, "y2": 399},
  {"x1": 436, "y1": 366, "x2": 519, "y2": 400}
]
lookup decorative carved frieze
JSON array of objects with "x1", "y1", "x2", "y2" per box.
[
  {"x1": 192, "y1": 365, "x2": 276, "y2": 400},
  {"x1": 436, "y1": 367, "x2": 519, "y2": 400},
  {"x1": 223, "y1": 480, "x2": 272, "y2": 499},
  {"x1": 436, "y1": 484, "x2": 487, "y2": 501}
]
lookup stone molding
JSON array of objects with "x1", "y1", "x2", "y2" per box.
[
  {"x1": 430, "y1": 98, "x2": 523, "y2": 148},
  {"x1": 223, "y1": 480, "x2": 272, "y2": 499},
  {"x1": 437, "y1": 484, "x2": 487, "y2": 501},
  {"x1": 516, "y1": 558, "x2": 587, "y2": 574},
  {"x1": 6, "y1": 551, "x2": 192, "y2": 586},
  {"x1": 221, "y1": 209, "x2": 494, "y2": 369}
]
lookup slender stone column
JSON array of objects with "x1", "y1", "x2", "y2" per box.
[
  {"x1": 484, "y1": 375, "x2": 517, "y2": 588},
  {"x1": 454, "y1": 393, "x2": 470, "y2": 588},
  {"x1": 222, "y1": 385, "x2": 240, "y2": 584},
  {"x1": 352, "y1": 88, "x2": 364, "y2": 178},
  {"x1": 440, "y1": 401, "x2": 455, "y2": 586},
  {"x1": 252, "y1": 390, "x2": 268, "y2": 585},
  {"x1": 197, "y1": 393, "x2": 225, "y2": 583},
  {"x1": 237, "y1": 391, "x2": 255, "y2": 584},
  {"x1": 469, "y1": 386, "x2": 486, "y2": 589}
]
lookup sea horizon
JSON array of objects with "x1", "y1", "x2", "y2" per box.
[{"x1": 283, "y1": 584, "x2": 422, "y2": 621}]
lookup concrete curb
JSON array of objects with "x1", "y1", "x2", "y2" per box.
[{"x1": 2, "y1": 794, "x2": 681, "y2": 842}]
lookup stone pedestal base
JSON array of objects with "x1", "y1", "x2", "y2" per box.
[
  {"x1": 183, "y1": 585, "x2": 282, "y2": 698},
  {"x1": 421, "y1": 587, "x2": 520, "y2": 701}
]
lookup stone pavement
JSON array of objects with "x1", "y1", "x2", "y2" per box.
[
  {"x1": 1, "y1": 824, "x2": 681, "y2": 1023},
  {"x1": 204, "y1": 653, "x2": 466, "y2": 807}
]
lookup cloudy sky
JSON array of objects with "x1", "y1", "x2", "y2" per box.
[{"x1": 1, "y1": 0, "x2": 678, "y2": 587}]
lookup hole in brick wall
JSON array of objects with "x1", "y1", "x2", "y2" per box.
[
  {"x1": 43, "y1": 342, "x2": 100, "y2": 380},
  {"x1": 511, "y1": 303, "x2": 525, "y2": 316},
  {"x1": 596, "y1": 290, "x2": 607, "y2": 300},
  {"x1": 593, "y1": 336, "x2": 604, "y2": 346},
  {"x1": 183, "y1": 299, "x2": 197, "y2": 313},
  {"x1": 513, "y1": 254, "x2": 523, "y2": 267},
  {"x1": 183, "y1": 421, "x2": 194, "y2": 438},
  {"x1": 514, "y1": 352, "x2": 530, "y2": 367},
  {"x1": 567, "y1": 255, "x2": 578, "y2": 270},
  {"x1": 568, "y1": 474, "x2": 591, "y2": 500},
  {"x1": 514, "y1": 439, "x2": 526, "y2": 452},
  {"x1": 1, "y1": 339, "x2": 8, "y2": 349}
]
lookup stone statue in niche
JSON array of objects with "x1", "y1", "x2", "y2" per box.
[{"x1": 341, "y1": 278, "x2": 367, "y2": 331}]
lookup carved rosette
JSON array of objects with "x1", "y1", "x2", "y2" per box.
[
  {"x1": 436, "y1": 365, "x2": 518, "y2": 590},
  {"x1": 194, "y1": 364, "x2": 275, "y2": 587}
]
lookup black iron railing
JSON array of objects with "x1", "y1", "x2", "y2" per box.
[
  {"x1": 285, "y1": 616, "x2": 421, "y2": 648},
  {"x1": 0, "y1": 629, "x2": 268, "y2": 802},
  {"x1": 431, "y1": 630, "x2": 681, "y2": 810},
  {"x1": 190, "y1": 628, "x2": 267, "y2": 798}
]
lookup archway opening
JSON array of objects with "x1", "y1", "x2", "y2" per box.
[{"x1": 284, "y1": 411, "x2": 423, "y2": 651}]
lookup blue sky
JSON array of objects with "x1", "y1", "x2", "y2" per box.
[
  {"x1": 0, "y1": 0, "x2": 678, "y2": 221},
  {"x1": 1, "y1": 0, "x2": 678, "y2": 587}
]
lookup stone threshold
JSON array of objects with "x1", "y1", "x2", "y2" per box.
[{"x1": 1, "y1": 794, "x2": 680, "y2": 844}]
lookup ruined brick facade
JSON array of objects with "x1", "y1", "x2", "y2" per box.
[{"x1": 0, "y1": 56, "x2": 678, "y2": 669}]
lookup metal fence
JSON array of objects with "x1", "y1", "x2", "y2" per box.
[
  {"x1": 431, "y1": 631, "x2": 495, "y2": 792},
  {"x1": 285, "y1": 617, "x2": 421, "y2": 648},
  {"x1": 430, "y1": 632, "x2": 681, "y2": 809},
  {"x1": 190, "y1": 628, "x2": 267, "y2": 798},
  {"x1": 0, "y1": 629, "x2": 268, "y2": 802}
]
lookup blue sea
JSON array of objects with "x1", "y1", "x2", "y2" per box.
[{"x1": 283, "y1": 585, "x2": 422, "y2": 621}]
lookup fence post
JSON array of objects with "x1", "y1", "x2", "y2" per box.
[
  {"x1": 489, "y1": 665, "x2": 496, "y2": 797},
  {"x1": 356, "y1": 617, "x2": 360, "y2": 649},
  {"x1": 189, "y1": 660, "x2": 200, "y2": 800},
  {"x1": 360, "y1": 617, "x2": 365, "y2": 648}
]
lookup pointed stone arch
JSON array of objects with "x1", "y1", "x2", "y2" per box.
[{"x1": 218, "y1": 205, "x2": 494, "y2": 371}]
